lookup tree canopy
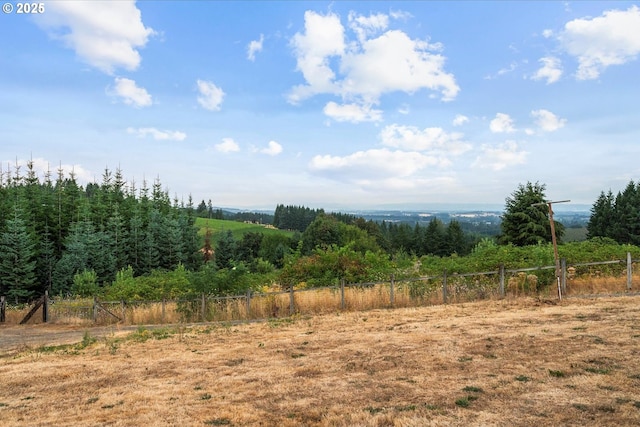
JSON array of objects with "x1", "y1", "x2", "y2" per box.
[{"x1": 498, "y1": 182, "x2": 564, "y2": 247}]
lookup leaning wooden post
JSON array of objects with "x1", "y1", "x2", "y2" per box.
[
  {"x1": 42, "y1": 290, "x2": 49, "y2": 323},
  {"x1": 442, "y1": 269, "x2": 448, "y2": 304},
  {"x1": 390, "y1": 274, "x2": 395, "y2": 307},
  {"x1": 340, "y1": 279, "x2": 345, "y2": 310},
  {"x1": 499, "y1": 264, "x2": 505, "y2": 298},
  {"x1": 289, "y1": 285, "x2": 295, "y2": 315},
  {"x1": 627, "y1": 252, "x2": 633, "y2": 291},
  {"x1": 1, "y1": 296, "x2": 6, "y2": 323}
]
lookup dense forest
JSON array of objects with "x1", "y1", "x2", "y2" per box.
[{"x1": 1, "y1": 162, "x2": 638, "y2": 303}]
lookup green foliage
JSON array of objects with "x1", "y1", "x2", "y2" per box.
[
  {"x1": 71, "y1": 269, "x2": 99, "y2": 297},
  {"x1": 0, "y1": 206, "x2": 38, "y2": 301},
  {"x1": 499, "y1": 182, "x2": 564, "y2": 246},
  {"x1": 588, "y1": 181, "x2": 640, "y2": 245}
]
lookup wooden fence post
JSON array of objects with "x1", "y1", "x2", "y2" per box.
[
  {"x1": 0, "y1": 296, "x2": 5, "y2": 323},
  {"x1": 289, "y1": 285, "x2": 295, "y2": 315},
  {"x1": 442, "y1": 269, "x2": 448, "y2": 304},
  {"x1": 42, "y1": 290, "x2": 49, "y2": 323},
  {"x1": 627, "y1": 252, "x2": 633, "y2": 291},
  {"x1": 201, "y1": 293, "x2": 206, "y2": 322},
  {"x1": 121, "y1": 300, "x2": 126, "y2": 324},
  {"x1": 390, "y1": 274, "x2": 395, "y2": 307},
  {"x1": 499, "y1": 264, "x2": 505, "y2": 298},
  {"x1": 561, "y1": 259, "x2": 567, "y2": 294},
  {"x1": 162, "y1": 298, "x2": 166, "y2": 323},
  {"x1": 340, "y1": 279, "x2": 345, "y2": 310},
  {"x1": 246, "y1": 290, "x2": 251, "y2": 318},
  {"x1": 93, "y1": 296, "x2": 98, "y2": 322}
]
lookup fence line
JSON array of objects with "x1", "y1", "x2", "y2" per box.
[{"x1": 1, "y1": 253, "x2": 637, "y2": 325}]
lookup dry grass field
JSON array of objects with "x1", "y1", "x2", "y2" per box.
[{"x1": 2, "y1": 294, "x2": 640, "y2": 426}]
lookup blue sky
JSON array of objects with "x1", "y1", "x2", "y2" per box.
[{"x1": 1, "y1": 1, "x2": 639, "y2": 211}]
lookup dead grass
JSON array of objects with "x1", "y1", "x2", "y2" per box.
[{"x1": 2, "y1": 295, "x2": 640, "y2": 426}]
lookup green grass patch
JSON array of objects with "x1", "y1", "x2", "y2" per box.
[
  {"x1": 515, "y1": 375, "x2": 531, "y2": 382},
  {"x1": 462, "y1": 386, "x2": 483, "y2": 393},
  {"x1": 204, "y1": 419, "x2": 231, "y2": 426},
  {"x1": 549, "y1": 369, "x2": 566, "y2": 378}
]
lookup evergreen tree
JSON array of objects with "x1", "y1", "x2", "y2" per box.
[
  {"x1": 0, "y1": 206, "x2": 38, "y2": 301},
  {"x1": 498, "y1": 182, "x2": 564, "y2": 246},
  {"x1": 587, "y1": 190, "x2": 615, "y2": 239}
]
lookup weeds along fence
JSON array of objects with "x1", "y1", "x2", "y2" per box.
[{"x1": 1, "y1": 254, "x2": 638, "y2": 326}]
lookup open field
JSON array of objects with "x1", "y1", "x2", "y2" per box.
[
  {"x1": 194, "y1": 217, "x2": 294, "y2": 239},
  {"x1": 2, "y1": 295, "x2": 640, "y2": 426}
]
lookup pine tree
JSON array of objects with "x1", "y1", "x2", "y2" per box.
[{"x1": 0, "y1": 206, "x2": 38, "y2": 302}]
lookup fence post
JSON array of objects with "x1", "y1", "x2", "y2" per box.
[
  {"x1": 390, "y1": 274, "x2": 395, "y2": 307},
  {"x1": 627, "y1": 252, "x2": 633, "y2": 291},
  {"x1": 289, "y1": 285, "x2": 295, "y2": 315},
  {"x1": 93, "y1": 296, "x2": 98, "y2": 323},
  {"x1": 442, "y1": 269, "x2": 448, "y2": 304},
  {"x1": 201, "y1": 293, "x2": 206, "y2": 322},
  {"x1": 121, "y1": 300, "x2": 126, "y2": 324},
  {"x1": 162, "y1": 298, "x2": 166, "y2": 323},
  {"x1": 0, "y1": 296, "x2": 5, "y2": 323},
  {"x1": 499, "y1": 264, "x2": 505, "y2": 298},
  {"x1": 42, "y1": 290, "x2": 49, "y2": 323},
  {"x1": 340, "y1": 279, "x2": 345, "y2": 310},
  {"x1": 246, "y1": 289, "x2": 251, "y2": 318},
  {"x1": 561, "y1": 258, "x2": 567, "y2": 294}
]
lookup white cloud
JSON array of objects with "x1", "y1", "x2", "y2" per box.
[
  {"x1": 473, "y1": 141, "x2": 528, "y2": 171},
  {"x1": 247, "y1": 34, "x2": 264, "y2": 61},
  {"x1": 127, "y1": 127, "x2": 186, "y2": 141},
  {"x1": 490, "y1": 113, "x2": 516, "y2": 133},
  {"x1": 215, "y1": 138, "x2": 240, "y2": 153},
  {"x1": 532, "y1": 56, "x2": 563, "y2": 84},
  {"x1": 110, "y1": 77, "x2": 152, "y2": 107},
  {"x1": 38, "y1": 0, "x2": 155, "y2": 74},
  {"x1": 542, "y1": 29, "x2": 554, "y2": 38},
  {"x1": 323, "y1": 101, "x2": 383, "y2": 123},
  {"x1": 197, "y1": 79, "x2": 225, "y2": 111},
  {"x1": 260, "y1": 140, "x2": 283, "y2": 156},
  {"x1": 452, "y1": 114, "x2": 469, "y2": 126},
  {"x1": 380, "y1": 124, "x2": 471, "y2": 155},
  {"x1": 288, "y1": 10, "x2": 459, "y2": 115},
  {"x1": 531, "y1": 109, "x2": 567, "y2": 132},
  {"x1": 559, "y1": 5, "x2": 640, "y2": 80},
  {"x1": 348, "y1": 11, "x2": 389, "y2": 43},
  {"x1": 288, "y1": 11, "x2": 345, "y2": 103},
  {"x1": 309, "y1": 148, "x2": 444, "y2": 180}
]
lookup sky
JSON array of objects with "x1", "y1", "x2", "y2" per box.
[{"x1": 1, "y1": 1, "x2": 639, "y2": 211}]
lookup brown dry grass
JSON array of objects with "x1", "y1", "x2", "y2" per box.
[{"x1": 2, "y1": 295, "x2": 640, "y2": 426}]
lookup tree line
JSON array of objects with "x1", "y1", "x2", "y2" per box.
[
  {"x1": 587, "y1": 180, "x2": 640, "y2": 245},
  {"x1": 0, "y1": 161, "x2": 200, "y2": 302}
]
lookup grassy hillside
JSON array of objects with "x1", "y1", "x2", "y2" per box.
[{"x1": 195, "y1": 217, "x2": 295, "y2": 239}]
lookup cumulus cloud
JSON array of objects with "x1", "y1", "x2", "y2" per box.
[
  {"x1": 247, "y1": 34, "x2": 264, "y2": 61},
  {"x1": 260, "y1": 140, "x2": 283, "y2": 156},
  {"x1": 110, "y1": 77, "x2": 152, "y2": 107},
  {"x1": 473, "y1": 141, "x2": 528, "y2": 171},
  {"x1": 38, "y1": 0, "x2": 155, "y2": 74},
  {"x1": 559, "y1": 5, "x2": 640, "y2": 80},
  {"x1": 197, "y1": 79, "x2": 225, "y2": 111},
  {"x1": 323, "y1": 102, "x2": 383, "y2": 123},
  {"x1": 288, "y1": 10, "x2": 459, "y2": 120},
  {"x1": 309, "y1": 148, "x2": 445, "y2": 180},
  {"x1": 215, "y1": 138, "x2": 240, "y2": 153},
  {"x1": 490, "y1": 113, "x2": 516, "y2": 133},
  {"x1": 452, "y1": 114, "x2": 469, "y2": 126},
  {"x1": 127, "y1": 127, "x2": 186, "y2": 141},
  {"x1": 380, "y1": 124, "x2": 471, "y2": 155},
  {"x1": 532, "y1": 56, "x2": 563, "y2": 84},
  {"x1": 531, "y1": 109, "x2": 567, "y2": 132}
]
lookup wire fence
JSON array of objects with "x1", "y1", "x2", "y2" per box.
[{"x1": 2, "y1": 253, "x2": 638, "y2": 326}]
